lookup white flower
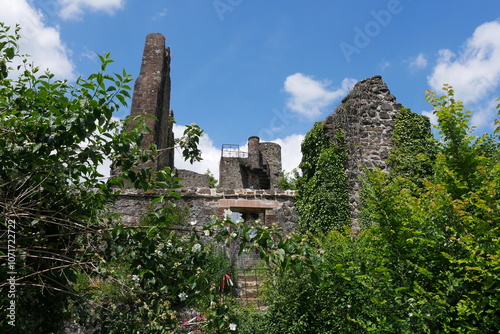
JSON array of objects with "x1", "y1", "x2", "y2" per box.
[
  {"x1": 236, "y1": 217, "x2": 244, "y2": 224},
  {"x1": 192, "y1": 243, "x2": 202, "y2": 253},
  {"x1": 229, "y1": 323, "x2": 237, "y2": 331},
  {"x1": 247, "y1": 229, "x2": 257, "y2": 240},
  {"x1": 204, "y1": 230, "x2": 210, "y2": 236},
  {"x1": 408, "y1": 312, "x2": 413, "y2": 317},
  {"x1": 190, "y1": 220, "x2": 197, "y2": 226},
  {"x1": 224, "y1": 209, "x2": 233, "y2": 220},
  {"x1": 132, "y1": 275, "x2": 140, "y2": 282},
  {"x1": 230, "y1": 232, "x2": 237, "y2": 238},
  {"x1": 178, "y1": 292, "x2": 188, "y2": 301}
]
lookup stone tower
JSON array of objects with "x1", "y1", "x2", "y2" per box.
[
  {"x1": 323, "y1": 75, "x2": 401, "y2": 229},
  {"x1": 125, "y1": 33, "x2": 174, "y2": 170},
  {"x1": 219, "y1": 136, "x2": 282, "y2": 189}
]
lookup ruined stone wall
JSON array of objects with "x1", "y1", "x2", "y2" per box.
[
  {"x1": 219, "y1": 137, "x2": 282, "y2": 190},
  {"x1": 111, "y1": 188, "x2": 297, "y2": 231},
  {"x1": 323, "y1": 75, "x2": 401, "y2": 228},
  {"x1": 219, "y1": 157, "x2": 245, "y2": 189},
  {"x1": 111, "y1": 187, "x2": 297, "y2": 269},
  {"x1": 176, "y1": 169, "x2": 211, "y2": 188}
]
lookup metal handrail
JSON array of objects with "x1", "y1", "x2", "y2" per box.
[{"x1": 221, "y1": 144, "x2": 248, "y2": 158}]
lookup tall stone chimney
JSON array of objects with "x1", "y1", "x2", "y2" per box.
[
  {"x1": 247, "y1": 136, "x2": 260, "y2": 168},
  {"x1": 125, "y1": 33, "x2": 174, "y2": 170}
]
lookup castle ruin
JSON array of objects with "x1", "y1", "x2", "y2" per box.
[
  {"x1": 219, "y1": 136, "x2": 282, "y2": 189},
  {"x1": 113, "y1": 33, "x2": 405, "y2": 235},
  {"x1": 112, "y1": 33, "x2": 295, "y2": 237},
  {"x1": 324, "y1": 75, "x2": 401, "y2": 229}
]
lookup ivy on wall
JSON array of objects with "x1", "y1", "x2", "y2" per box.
[
  {"x1": 296, "y1": 122, "x2": 350, "y2": 233},
  {"x1": 388, "y1": 107, "x2": 437, "y2": 181}
]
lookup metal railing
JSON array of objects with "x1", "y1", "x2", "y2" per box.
[{"x1": 221, "y1": 144, "x2": 248, "y2": 158}]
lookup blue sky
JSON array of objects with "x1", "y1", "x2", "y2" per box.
[{"x1": 1, "y1": 0, "x2": 500, "y2": 179}]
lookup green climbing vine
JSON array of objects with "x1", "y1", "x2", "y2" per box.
[
  {"x1": 295, "y1": 122, "x2": 350, "y2": 233},
  {"x1": 388, "y1": 107, "x2": 437, "y2": 181}
]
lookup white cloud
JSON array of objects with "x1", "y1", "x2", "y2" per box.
[
  {"x1": 284, "y1": 73, "x2": 356, "y2": 119},
  {"x1": 428, "y1": 20, "x2": 500, "y2": 104},
  {"x1": 421, "y1": 110, "x2": 438, "y2": 128},
  {"x1": 470, "y1": 98, "x2": 499, "y2": 131},
  {"x1": 0, "y1": 0, "x2": 76, "y2": 80},
  {"x1": 271, "y1": 134, "x2": 304, "y2": 173},
  {"x1": 173, "y1": 125, "x2": 221, "y2": 180},
  {"x1": 57, "y1": 0, "x2": 125, "y2": 20},
  {"x1": 380, "y1": 59, "x2": 391, "y2": 71},
  {"x1": 80, "y1": 46, "x2": 98, "y2": 61},
  {"x1": 152, "y1": 8, "x2": 168, "y2": 21},
  {"x1": 409, "y1": 53, "x2": 427, "y2": 70}
]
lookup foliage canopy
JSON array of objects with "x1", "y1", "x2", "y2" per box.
[{"x1": 244, "y1": 86, "x2": 500, "y2": 333}]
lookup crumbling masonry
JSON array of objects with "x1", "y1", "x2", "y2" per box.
[
  {"x1": 219, "y1": 136, "x2": 282, "y2": 189},
  {"x1": 112, "y1": 33, "x2": 404, "y2": 234},
  {"x1": 111, "y1": 33, "x2": 296, "y2": 240},
  {"x1": 324, "y1": 75, "x2": 401, "y2": 229},
  {"x1": 125, "y1": 33, "x2": 175, "y2": 171}
]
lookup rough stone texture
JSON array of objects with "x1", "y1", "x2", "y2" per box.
[
  {"x1": 219, "y1": 137, "x2": 282, "y2": 190},
  {"x1": 60, "y1": 320, "x2": 97, "y2": 334},
  {"x1": 176, "y1": 169, "x2": 210, "y2": 188},
  {"x1": 259, "y1": 142, "x2": 282, "y2": 188},
  {"x1": 323, "y1": 75, "x2": 401, "y2": 230},
  {"x1": 111, "y1": 187, "x2": 297, "y2": 228},
  {"x1": 219, "y1": 156, "x2": 245, "y2": 189},
  {"x1": 125, "y1": 33, "x2": 174, "y2": 171}
]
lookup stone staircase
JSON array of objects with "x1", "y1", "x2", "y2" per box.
[
  {"x1": 252, "y1": 165, "x2": 271, "y2": 189},
  {"x1": 236, "y1": 270, "x2": 267, "y2": 310}
]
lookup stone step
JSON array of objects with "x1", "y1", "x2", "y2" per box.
[{"x1": 236, "y1": 273, "x2": 266, "y2": 305}]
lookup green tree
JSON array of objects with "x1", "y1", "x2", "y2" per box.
[
  {"x1": 0, "y1": 23, "x2": 209, "y2": 333},
  {"x1": 206, "y1": 169, "x2": 219, "y2": 188},
  {"x1": 249, "y1": 86, "x2": 499, "y2": 333},
  {"x1": 276, "y1": 168, "x2": 300, "y2": 190},
  {"x1": 388, "y1": 107, "x2": 437, "y2": 181},
  {"x1": 0, "y1": 23, "x2": 141, "y2": 332}
]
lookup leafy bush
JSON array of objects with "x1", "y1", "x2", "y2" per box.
[
  {"x1": 0, "y1": 23, "x2": 212, "y2": 333},
  {"x1": 247, "y1": 86, "x2": 500, "y2": 333}
]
